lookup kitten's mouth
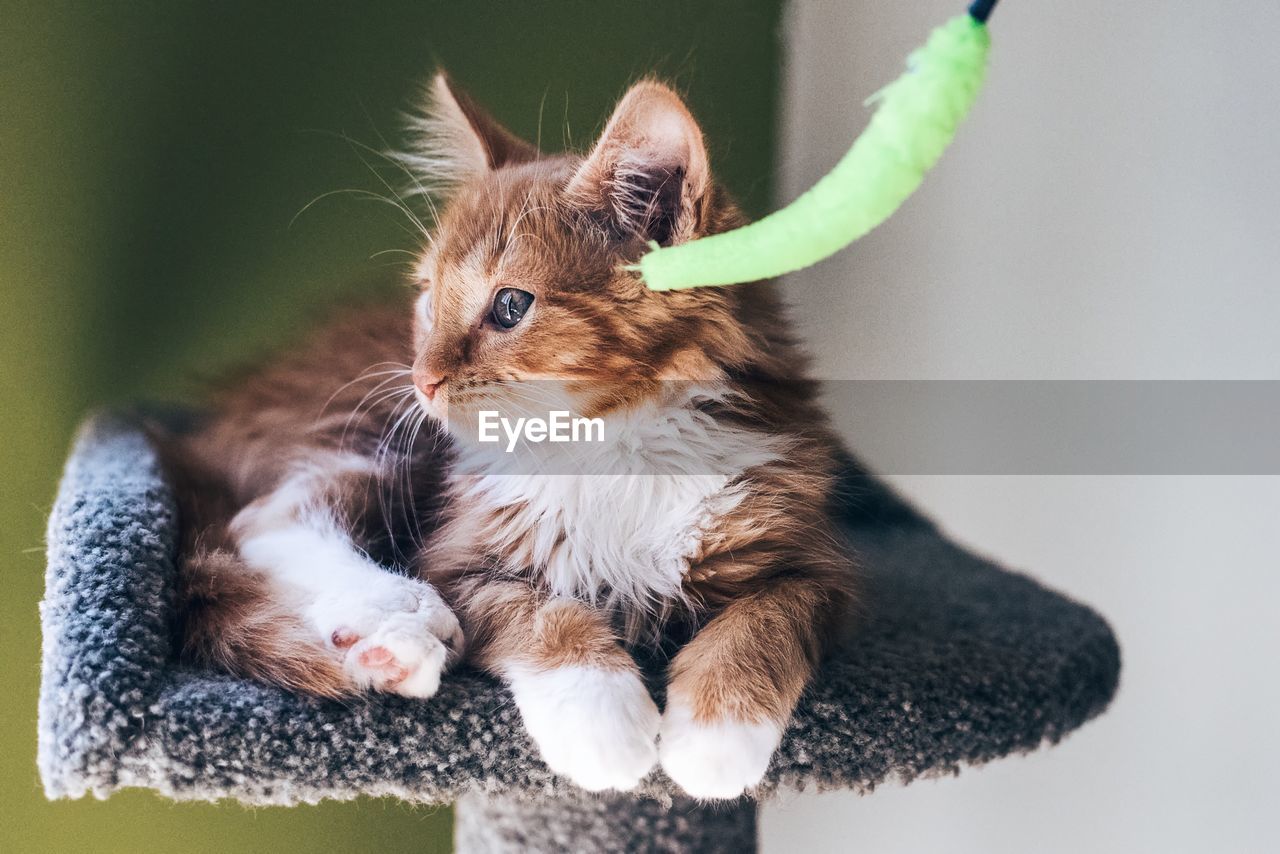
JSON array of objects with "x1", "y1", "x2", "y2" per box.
[
  {"x1": 414, "y1": 386, "x2": 447, "y2": 422},
  {"x1": 417, "y1": 386, "x2": 502, "y2": 437}
]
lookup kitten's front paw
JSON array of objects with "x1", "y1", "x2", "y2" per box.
[
  {"x1": 658, "y1": 700, "x2": 784, "y2": 799},
  {"x1": 311, "y1": 573, "x2": 462, "y2": 699},
  {"x1": 508, "y1": 665, "x2": 660, "y2": 792}
]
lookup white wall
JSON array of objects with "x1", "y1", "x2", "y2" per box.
[{"x1": 764, "y1": 2, "x2": 1280, "y2": 851}]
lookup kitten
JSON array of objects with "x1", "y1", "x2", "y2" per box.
[{"x1": 166, "y1": 74, "x2": 855, "y2": 799}]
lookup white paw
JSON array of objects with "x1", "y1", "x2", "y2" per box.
[
  {"x1": 508, "y1": 665, "x2": 660, "y2": 792},
  {"x1": 658, "y1": 700, "x2": 783, "y2": 799},
  {"x1": 309, "y1": 572, "x2": 462, "y2": 699}
]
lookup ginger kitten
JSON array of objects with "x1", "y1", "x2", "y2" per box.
[{"x1": 166, "y1": 74, "x2": 855, "y2": 799}]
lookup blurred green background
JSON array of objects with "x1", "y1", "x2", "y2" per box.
[{"x1": 1, "y1": 1, "x2": 782, "y2": 851}]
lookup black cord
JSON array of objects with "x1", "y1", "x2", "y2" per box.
[{"x1": 968, "y1": 0, "x2": 1000, "y2": 24}]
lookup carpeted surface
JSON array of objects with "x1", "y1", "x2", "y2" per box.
[{"x1": 38, "y1": 411, "x2": 1120, "y2": 806}]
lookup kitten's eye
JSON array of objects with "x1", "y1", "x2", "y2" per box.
[{"x1": 491, "y1": 287, "x2": 534, "y2": 329}]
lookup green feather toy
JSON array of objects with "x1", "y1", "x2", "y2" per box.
[{"x1": 640, "y1": 0, "x2": 998, "y2": 292}]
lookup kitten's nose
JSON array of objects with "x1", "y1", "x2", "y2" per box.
[{"x1": 415, "y1": 368, "x2": 447, "y2": 402}]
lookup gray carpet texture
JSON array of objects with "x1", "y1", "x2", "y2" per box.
[{"x1": 39, "y1": 411, "x2": 1120, "y2": 807}]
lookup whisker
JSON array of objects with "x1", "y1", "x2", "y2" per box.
[
  {"x1": 535, "y1": 86, "x2": 550, "y2": 153},
  {"x1": 319, "y1": 364, "x2": 412, "y2": 419}
]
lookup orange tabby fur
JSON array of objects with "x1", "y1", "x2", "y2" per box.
[{"x1": 166, "y1": 73, "x2": 856, "y2": 797}]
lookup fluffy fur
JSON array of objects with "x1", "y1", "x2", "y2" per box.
[{"x1": 165, "y1": 73, "x2": 856, "y2": 799}]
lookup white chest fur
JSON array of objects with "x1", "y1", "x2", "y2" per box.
[{"x1": 449, "y1": 389, "x2": 783, "y2": 609}]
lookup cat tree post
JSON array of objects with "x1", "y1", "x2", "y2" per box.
[
  {"x1": 454, "y1": 791, "x2": 756, "y2": 853},
  {"x1": 38, "y1": 413, "x2": 1120, "y2": 852}
]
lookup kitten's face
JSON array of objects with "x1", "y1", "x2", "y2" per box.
[{"x1": 406, "y1": 76, "x2": 752, "y2": 438}]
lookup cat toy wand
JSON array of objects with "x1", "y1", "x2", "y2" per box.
[{"x1": 639, "y1": 0, "x2": 1000, "y2": 292}]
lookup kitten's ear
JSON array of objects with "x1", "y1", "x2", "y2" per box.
[
  {"x1": 566, "y1": 80, "x2": 710, "y2": 246},
  {"x1": 405, "y1": 72, "x2": 539, "y2": 187}
]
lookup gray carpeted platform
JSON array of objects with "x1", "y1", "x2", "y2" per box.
[{"x1": 39, "y1": 412, "x2": 1120, "y2": 851}]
